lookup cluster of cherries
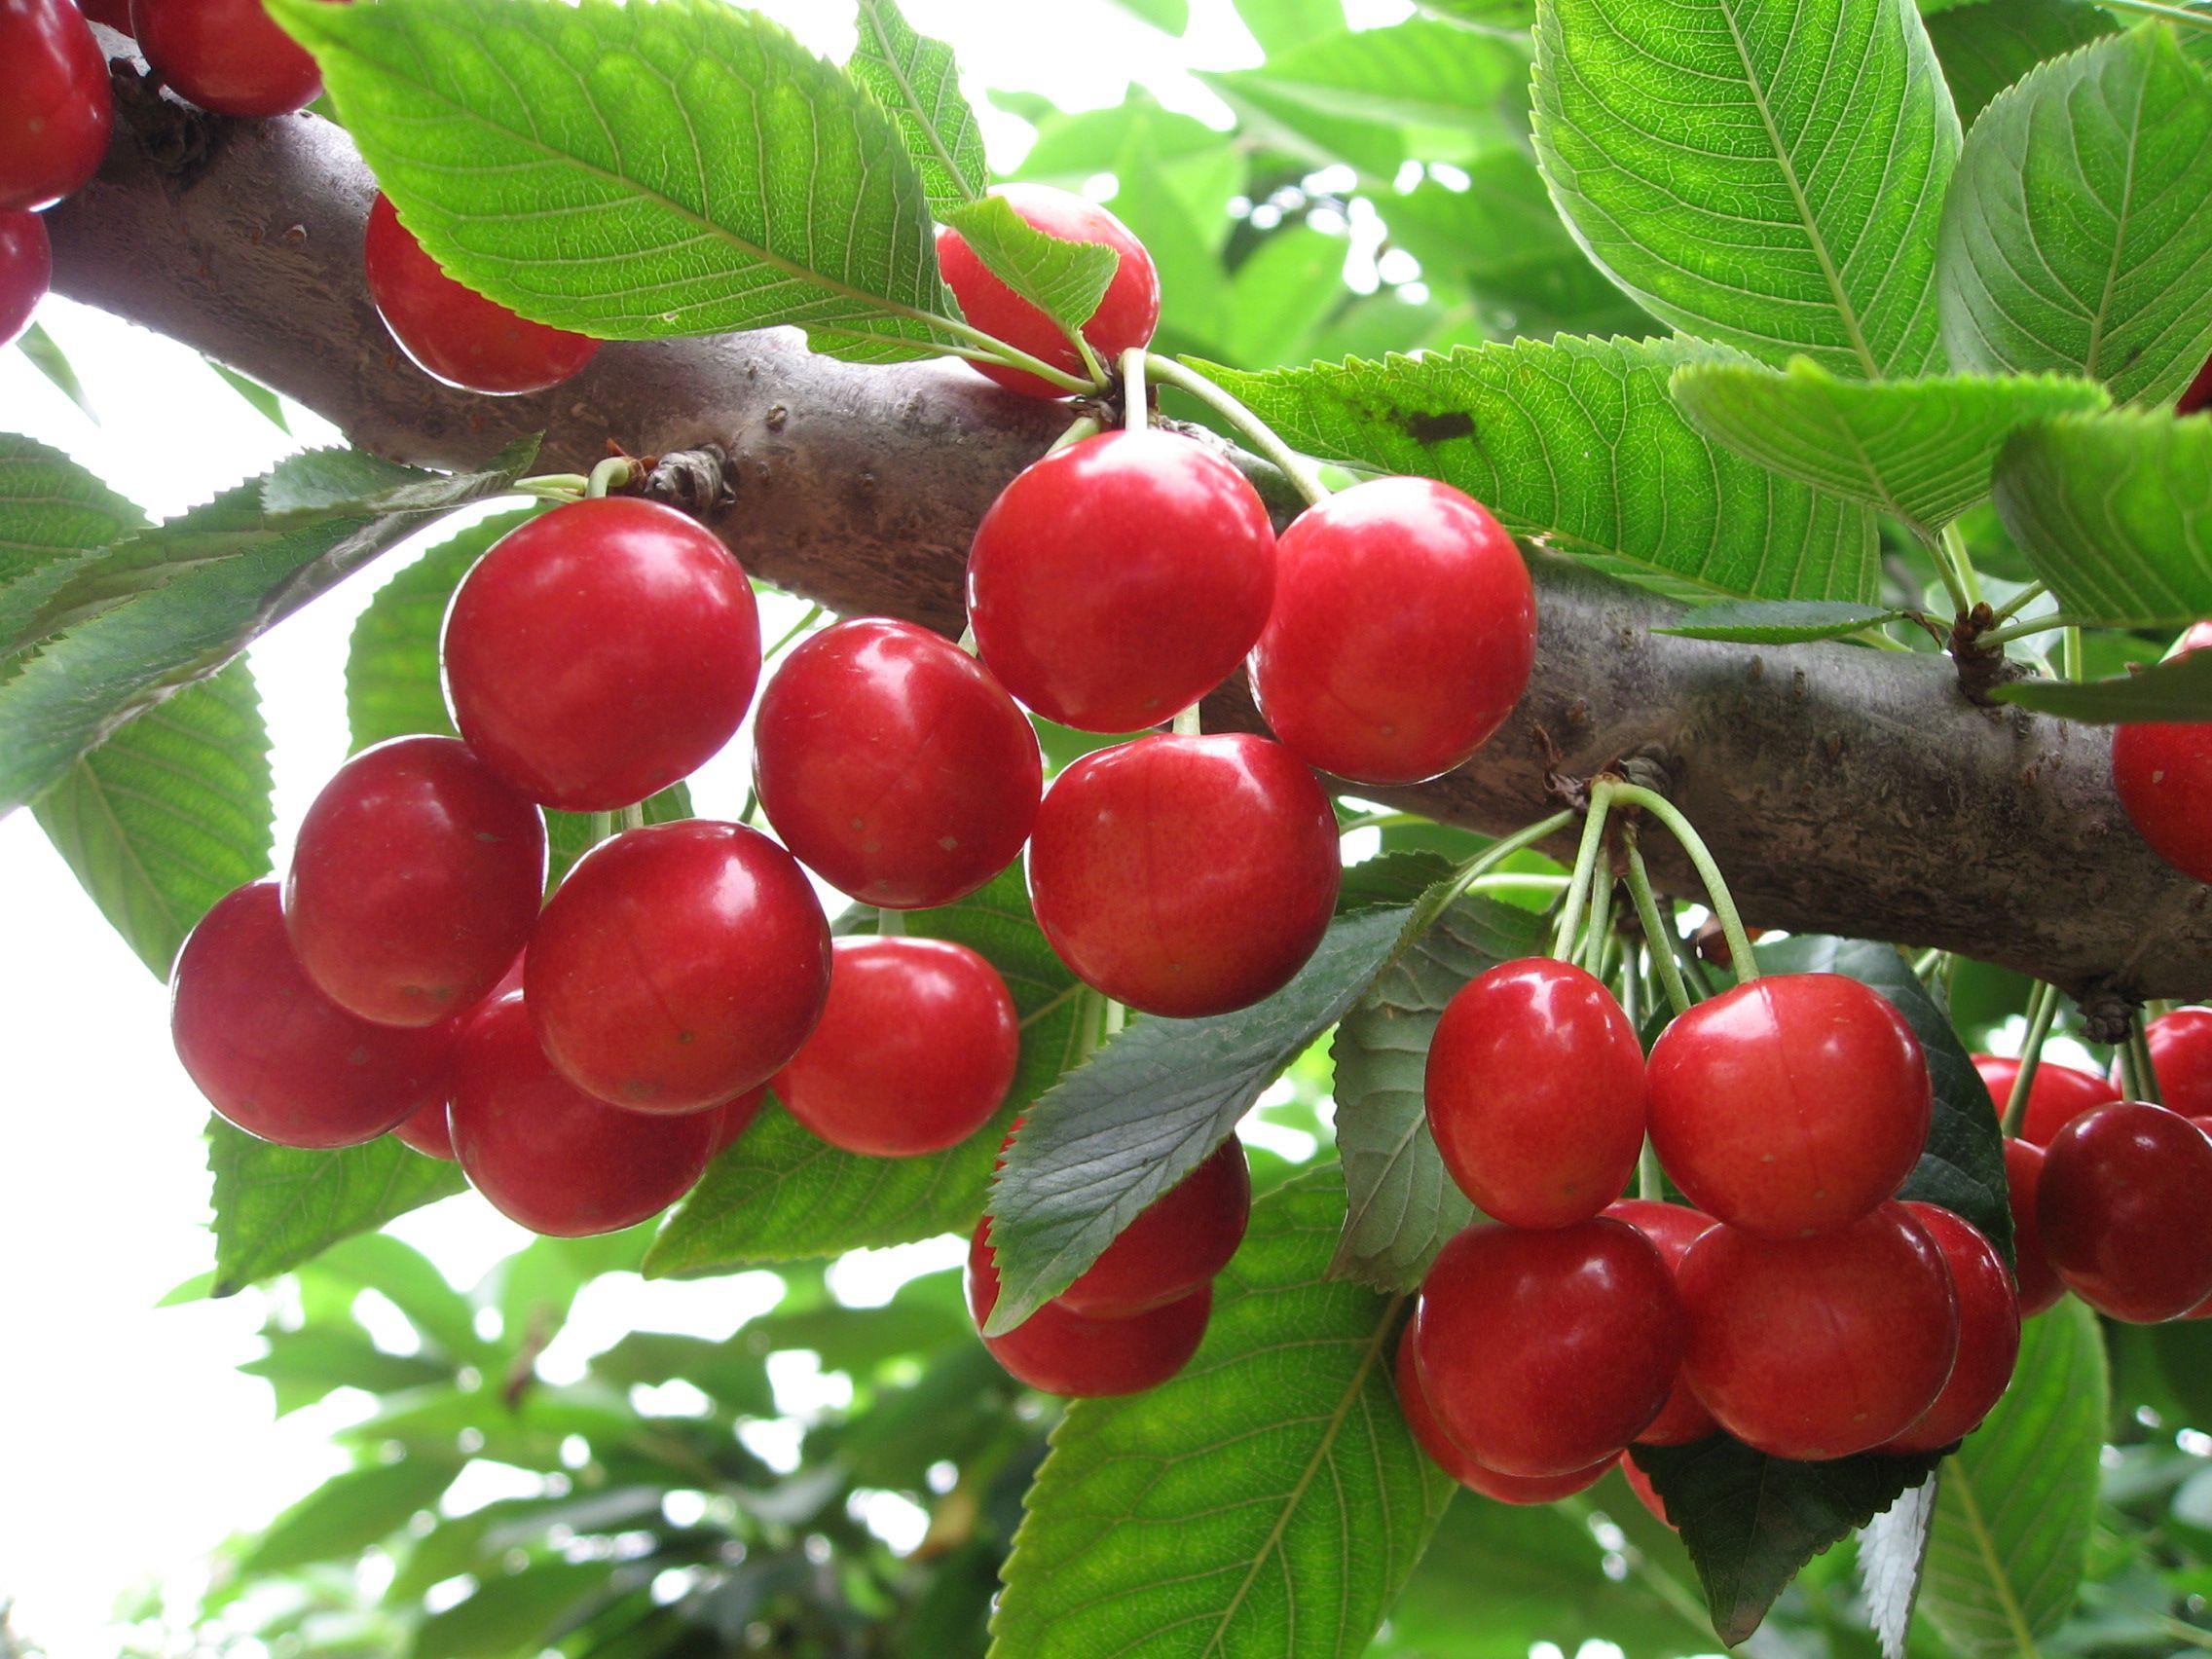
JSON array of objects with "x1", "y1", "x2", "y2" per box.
[{"x1": 1400, "y1": 964, "x2": 2022, "y2": 1514}]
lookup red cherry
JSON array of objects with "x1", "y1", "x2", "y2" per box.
[
  {"x1": 1413, "y1": 1218, "x2": 1684, "y2": 1477},
  {"x1": 2180, "y1": 353, "x2": 2212, "y2": 416},
  {"x1": 1646, "y1": 974, "x2": 1930, "y2": 1238},
  {"x1": 1425, "y1": 958, "x2": 1646, "y2": 1229},
  {"x1": 391, "y1": 1101, "x2": 454, "y2": 1161},
  {"x1": 1053, "y1": 1137, "x2": 1252, "y2": 1317},
  {"x1": 1677, "y1": 1203, "x2": 1958, "y2": 1459},
  {"x1": 76, "y1": 0, "x2": 132, "y2": 31},
  {"x1": 1877, "y1": 1204, "x2": 2020, "y2": 1453},
  {"x1": 965, "y1": 1224, "x2": 1208, "y2": 1396},
  {"x1": 442, "y1": 498, "x2": 760, "y2": 811},
  {"x1": 1620, "y1": 1456, "x2": 1673, "y2": 1528},
  {"x1": 362, "y1": 195, "x2": 599, "y2": 396},
  {"x1": 2037, "y1": 1100, "x2": 2212, "y2": 1321},
  {"x1": 2113, "y1": 627, "x2": 2212, "y2": 882},
  {"x1": 2004, "y1": 1137, "x2": 2065, "y2": 1315},
  {"x1": 1604, "y1": 1199, "x2": 1719, "y2": 1445},
  {"x1": 775, "y1": 936, "x2": 1018, "y2": 1158},
  {"x1": 707, "y1": 1086, "x2": 764, "y2": 1158},
  {"x1": 966, "y1": 429, "x2": 1274, "y2": 733},
  {"x1": 527, "y1": 821, "x2": 830, "y2": 1113},
  {"x1": 282, "y1": 735, "x2": 545, "y2": 1028},
  {"x1": 0, "y1": 208, "x2": 50, "y2": 350},
  {"x1": 0, "y1": 0, "x2": 110, "y2": 212},
  {"x1": 1394, "y1": 1336, "x2": 1614, "y2": 1502},
  {"x1": 170, "y1": 881, "x2": 453, "y2": 1148},
  {"x1": 1250, "y1": 478, "x2": 1536, "y2": 786},
  {"x1": 130, "y1": 0, "x2": 326, "y2": 117},
  {"x1": 1028, "y1": 732, "x2": 1339, "y2": 1017},
  {"x1": 450, "y1": 994, "x2": 714, "y2": 1235},
  {"x1": 2142, "y1": 1008, "x2": 2212, "y2": 1117},
  {"x1": 935, "y1": 184, "x2": 1159, "y2": 399},
  {"x1": 751, "y1": 618, "x2": 1042, "y2": 908},
  {"x1": 1972, "y1": 1051, "x2": 2120, "y2": 1147}
]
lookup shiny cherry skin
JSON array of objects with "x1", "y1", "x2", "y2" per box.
[
  {"x1": 1878, "y1": 1203, "x2": 2020, "y2": 1453},
  {"x1": 282, "y1": 735, "x2": 546, "y2": 1028},
  {"x1": 2113, "y1": 625, "x2": 2212, "y2": 883},
  {"x1": 527, "y1": 821, "x2": 830, "y2": 1113},
  {"x1": 2004, "y1": 1138, "x2": 2065, "y2": 1315},
  {"x1": 1028, "y1": 732, "x2": 1339, "y2": 1017},
  {"x1": 775, "y1": 936, "x2": 1018, "y2": 1158},
  {"x1": 1413, "y1": 1217, "x2": 1684, "y2": 1478},
  {"x1": 966, "y1": 1224, "x2": 1209, "y2": 1397},
  {"x1": 1677, "y1": 1202, "x2": 1957, "y2": 1459},
  {"x1": 392, "y1": 1101, "x2": 455, "y2": 1161},
  {"x1": 1251, "y1": 478, "x2": 1536, "y2": 786},
  {"x1": 0, "y1": 0, "x2": 111, "y2": 212},
  {"x1": 1646, "y1": 974, "x2": 1930, "y2": 1238},
  {"x1": 967, "y1": 430, "x2": 1275, "y2": 733},
  {"x1": 1055, "y1": 1136, "x2": 1252, "y2": 1317},
  {"x1": 2142, "y1": 1008, "x2": 2212, "y2": 1117},
  {"x1": 752, "y1": 618, "x2": 1042, "y2": 908},
  {"x1": 450, "y1": 994, "x2": 715, "y2": 1235},
  {"x1": 2037, "y1": 1101, "x2": 2212, "y2": 1321},
  {"x1": 1426, "y1": 958, "x2": 1645, "y2": 1229},
  {"x1": 1604, "y1": 1199, "x2": 1719, "y2": 1445},
  {"x1": 0, "y1": 209, "x2": 48, "y2": 350},
  {"x1": 936, "y1": 184, "x2": 1160, "y2": 399},
  {"x1": 130, "y1": 0, "x2": 326, "y2": 117},
  {"x1": 1394, "y1": 1337, "x2": 1614, "y2": 1503},
  {"x1": 363, "y1": 195, "x2": 599, "y2": 396},
  {"x1": 1972, "y1": 1051, "x2": 2120, "y2": 1147},
  {"x1": 170, "y1": 881, "x2": 454, "y2": 1148},
  {"x1": 707, "y1": 1086, "x2": 764, "y2": 1157},
  {"x1": 442, "y1": 498, "x2": 761, "y2": 811}
]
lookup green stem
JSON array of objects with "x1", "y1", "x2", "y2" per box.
[
  {"x1": 1925, "y1": 527, "x2": 1972, "y2": 614},
  {"x1": 876, "y1": 907, "x2": 906, "y2": 939},
  {"x1": 586, "y1": 810, "x2": 613, "y2": 849},
  {"x1": 1551, "y1": 783, "x2": 1616, "y2": 961},
  {"x1": 1142, "y1": 352, "x2": 1330, "y2": 506},
  {"x1": 763, "y1": 603, "x2": 826, "y2": 662},
  {"x1": 1072, "y1": 333, "x2": 1109, "y2": 391},
  {"x1": 1336, "y1": 810, "x2": 1423, "y2": 836},
  {"x1": 1581, "y1": 863, "x2": 1616, "y2": 976},
  {"x1": 585, "y1": 456, "x2": 634, "y2": 498},
  {"x1": 2001, "y1": 981, "x2": 2059, "y2": 1138},
  {"x1": 1103, "y1": 998, "x2": 1127, "y2": 1039},
  {"x1": 1607, "y1": 784, "x2": 1758, "y2": 985},
  {"x1": 2130, "y1": 1022, "x2": 2164, "y2": 1106},
  {"x1": 1623, "y1": 834, "x2": 1693, "y2": 1017},
  {"x1": 1940, "y1": 522, "x2": 1985, "y2": 608},
  {"x1": 1122, "y1": 347, "x2": 1149, "y2": 432},
  {"x1": 1988, "y1": 580, "x2": 2049, "y2": 627},
  {"x1": 935, "y1": 320, "x2": 1094, "y2": 393},
  {"x1": 618, "y1": 802, "x2": 645, "y2": 832},
  {"x1": 1639, "y1": 1139, "x2": 1663, "y2": 1201},
  {"x1": 1911, "y1": 947, "x2": 1945, "y2": 980},
  {"x1": 515, "y1": 474, "x2": 589, "y2": 503},
  {"x1": 1979, "y1": 612, "x2": 2095, "y2": 647},
  {"x1": 1171, "y1": 703, "x2": 1203, "y2": 737},
  {"x1": 2063, "y1": 624, "x2": 2084, "y2": 682},
  {"x1": 1045, "y1": 414, "x2": 1101, "y2": 456},
  {"x1": 1417, "y1": 811, "x2": 1578, "y2": 931}
]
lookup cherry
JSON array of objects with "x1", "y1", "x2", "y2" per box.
[
  {"x1": 282, "y1": 735, "x2": 545, "y2": 1028},
  {"x1": 527, "y1": 821, "x2": 830, "y2": 1113},
  {"x1": 965, "y1": 1223, "x2": 1209, "y2": 1396},
  {"x1": 1972, "y1": 1051, "x2": 2120, "y2": 1147},
  {"x1": 442, "y1": 498, "x2": 760, "y2": 811},
  {"x1": 751, "y1": 617, "x2": 1042, "y2": 909},
  {"x1": 1646, "y1": 974, "x2": 1929, "y2": 1238},
  {"x1": 966, "y1": 429, "x2": 1274, "y2": 733},
  {"x1": 0, "y1": 209, "x2": 47, "y2": 350},
  {"x1": 0, "y1": 0, "x2": 110, "y2": 212},
  {"x1": 1394, "y1": 1336, "x2": 1614, "y2": 1503},
  {"x1": 2004, "y1": 1137, "x2": 2065, "y2": 1315},
  {"x1": 775, "y1": 936, "x2": 1019, "y2": 1158},
  {"x1": 2142, "y1": 1008, "x2": 2212, "y2": 1117},
  {"x1": 2037, "y1": 1100, "x2": 2212, "y2": 1321},
  {"x1": 450, "y1": 994, "x2": 715, "y2": 1235},
  {"x1": 2180, "y1": 352, "x2": 2212, "y2": 416},
  {"x1": 1425, "y1": 958, "x2": 1645, "y2": 1229},
  {"x1": 1620, "y1": 1456, "x2": 1674, "y2": 1529},
  {"x1": 1604, "y1": 1199, "x2": 1719, "y2": 1445},
  {"x1": 392, "y1": 1101, "x2": 454, "y2": 1161},
  {"x1": 1250, "y1": 478, "x2": 1536, "y2": 786},
  {"x1": 1677, "y1": 1202, "x2": 1957, "y2": 1459},
  {"x1": 76, "y1": 0, "x2": 132, "y2": 32},
  {"x1": 1877, "y1": 1203, "x2": 2020, "y2": 1453},
  {"x1": 935, "y1": 184, "x2": 1160, "y2": 400},
  {"x1": 2113, "y1": 625, "x2": 2212, "y2": 883},
  {"x1": 707, "y1": 1087, "x2": 764, "y2": 1158},
  {"x1": 1052, "y1": 1136, "x2": 1251, "y2": 1318},
  {"x1": 130, "y1": 0, "x2": 326, "y2": 118},
  {"x1": 1412, "y1": 1218, "x2": 1684, "y2": 1478},
  {"x1": 170, "y1": 881, "x2": 454, "y2": 1148},
  {"x1": 1028, "y1": 732, "x2": 1339, "y2": 1017}
]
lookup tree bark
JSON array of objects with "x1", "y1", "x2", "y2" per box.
[{"x1": 41, "y1": 108, "x2": 2212, "y2": 1001}]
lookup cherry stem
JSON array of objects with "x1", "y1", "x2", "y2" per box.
[
  {"x1": 764, "y1": 604, "x2": 826, "y2": 662},
  {"x1": 2062, "y1": 624, "x2": 2084, "y2": 682},
  {"x1": 1045, "y1": 414, "x2": 1101, "y2": 456},
  {"x1": 1581, "y1": 862, "x2": 1616, "y2": 977},
  {"x1": 1979, "y1": 612, "x2": 2094, "y2": 647},
  {"x1": 515, "y1": 473, "x2": 588, "y2": 503},
  {"x1": 585, "y1": 456, "x2": 634, "y2": 498},
  {"x1": 586, "y1": 810, "x2": 613, "y2": 848},
  {"x1": 1939, "y1": 523, "x2": 1984, "y2": 609},
  {"x1": 1988, "y1": 580, "x2": 2048, "y2": 627},
  {"x1": 1606, "y1": 783, "x2": 1758, "y2": 985},
  {"x1": 2127, "y1": 1021, "x2": 2165, "y2": 1107},
  {"x1": 1103, "y1": 998, "x2": 1127, "y2": 1039},
  {"x1": 1638, "y1": 1140, "x2": 1663, "y2": 1202},
  {"x1": 1121, "y1": 347, "x2": 1149, "y2": 433},
  {"x1": 1622, "y1": 831, "x2": 1693, "y2": 1017},
  {"x1": 1924, "y1": 527, "x2": 1972, "y2": 614},
  {"x1": 1551, "y1": 781, "x2": 1616, "y2": 961},
  {"x1": 877, "y1": 907, "x2": 907, "y2": 939},
  {"x1": 1337, "y1": 810, "x2": 1422, "y2": 835},
  {"x1": 1073, "y1": 333, "x2": 1109, "y2": 390},
  {"x1": 1170, "y1": 703, "x2": 1203, "y2": 737},
  {"x1": 1418, "y1": 810, "x2": 1577, "y2": 932},
  {"x1": 2001, "y1": 979, "x2": 2059, "y2": 1137},
  {"x1": 956, "y1": 620, "x2": 979, "y2": 654},
  {"x1": 1141, "y1": 353, "x2": 1331, "y2": 507},
  {"x1": 618, "y1": 802, "x2": 645, "y2": 832},
  {"x1": 935, "y1": 319, "x2": 1095, "y2": 393}
]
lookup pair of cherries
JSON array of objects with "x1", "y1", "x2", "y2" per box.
[{"x1": 1, "y1": 0, "x2": 112, "y2": 350}]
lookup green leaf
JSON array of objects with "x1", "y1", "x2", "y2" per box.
[
  {"x1": 208, "y1": 1122, "x2": 465, "y2": 1297},
  {"x1": 1106, "y1": 0, "x2": 1190, "y2": 30},
  {"x1": 1670, "y1": 359, "x2": 2110, "y2": 539},
  {"x1": 240, "y1": 1454, "x2": 462, "y2": 1574},
  {"x1": 936, "y1": 195, "x2": 1119, "y2": 341},
  {"x1": 207, "y1": 360, "x2": 291, "y2": 433},
  {"x1": 413, "y1": 1560, "x2": 613, "y2": 1659},
  {"x1": 1923, "y1": 0, "x2": 2116, "y2": 125},
  {"x1": 1991, "y1": 641, "x2": 2212, "y2": 720},
  {"x1": 1531, "y1": 0, "x2": 1959, "y2": 380},
  {"x1": 1657, "y1": 598, "x2": 1908, "y2": 644},
  {"x1": 990, "y1": 1170, "x2": 1455, "y2": 1659},
  {"x1": 271, "y1": 0, "x2": 967, "y2": 364},
  {"x1": 0, "y1": 432, "x2": 144, "y2": 657},
  {"x1": 1938, "y1": 24, "x2": 2212, "y2": 406},
  {"x1": 1217, "y1": 226, "x2": 1350, "y2": 372},
  {"x1": 1989, "y1": 409, "x2": 2212, "y2": 628},
  {"x1": 643, "y1": 865, "x2": 1083, "y2": 1277},
  {"x1": 1858, "y1": 1481, "x2": 1938, "y2": 1659},
  {"x1": 17, "y1": 324, "x2": 96, "y2": 422},
  {"x1": 1198, "y1": 339, "x2": 1881, "y2": 603},
  {"x1": 849, "y1": 0, "x2": 986, "y2": 215},
  {"x1": 1922, "y1": 1301, "x2": 2108, "y2": 1654},
  {"x1": 304, "y1": 1232, "x2": 487, "y2": 1361},
  {"x1": 260, "y1": 435, "x2": 539, "y2": 521},
  {"x1": 240, "y1": 1326, "x2": 454, "y2": 1412},
  {"x1": 588, "y1": 1330, "x2": 775, "y2": 1416}
]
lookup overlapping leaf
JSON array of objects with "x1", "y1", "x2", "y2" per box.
[
  {"x1": 1994, "y1": 640, "x2": 2212, "y2": 721},
  {"x1": 935, "y1": 196, "x2": 1119, "y2": 345},
  {"x1": 1922, "y1": 0, "x2": 2115, "y2": 124},
  {"x1": 1657, "y1": 598, "x2": 1908, "y2": 644},
  {"x1": 208, "y1": 1124, "x2": 466, "y2": 1297},
  {"x1": 849, "y1": 0, "x2": 986, "y2": 215},
  {"x1": 0, "y1": 432, "x2": 144, "y2": 657}
]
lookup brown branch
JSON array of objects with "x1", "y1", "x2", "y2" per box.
[{"x1": 41, "y1": 110, "x2": 2212, "y2": 1000}]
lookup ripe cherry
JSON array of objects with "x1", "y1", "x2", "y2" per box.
[
  {"x1": 1426, "y1": 958, "x2": 1645, "y2": 1229},
  {"x1": 1620, "y1": 1456, "x2": 1674, "y2": 1529},
  {"x1": 707, "y1": 1087, "x2": 764, "y2": 1158},
  {"x1": 2037, "y1": 1100, "x2": 2212, "y2": 1321},
  {"x1": 1251, "y1": 478, "x2": 1536, "y2": 786},
  {"x1": 1877, "y1": 1204, "x2": 2020, "y2": 1453},
  {"x1": 2180, "y1": 352, "x2": 2212, "y2": 416},
  {"x1": 966, "y1": 1223, "x2": 1209, "y2": 1396},
  {"x1": 0, "y1": 0, "x2": 111, "y2": 212},
  {"x1": 1394, "y1": 1336, "x2": 1614, "y2": 1503},
  {"x1": 967, "y1": 429, "x2": 1274, "y2": 733},
  {"x1": 282, "y1": 735, "x2": 545, "y2": 1028},
  {"x1": 1972, "y1": 1051, "x2": 2120, "y2": 1147},
  {"x1": 527, "y1": 821, "x2": 830, "y2": 1113},
  {"x1": 130, "y1": 0, "x2": 325, "y2": 117},
  {"x1": 170, "y1": 881, "x2": 454, "y2": 1148},
  {"x1": 450, "y1": 994, "x2": 715, "y2": 1236},
  {"x1": 1604, "y1": 1199, "x2": 1719, "y2": 1445},
  {"x1": 1052, "y1": 1136, "x2": 1251, "y2": 1318},
  {"x1": 0, "y1": 210, "x2": 48, "y2": 350},
  {"x1": 392, "y1": 1101, "x2": 454, "y2": 1161},
  {"x1": 1412, "y1": 1218, "x2": 1684, "y2": 1478},
  {"x1": 442, "y1": 499, "x2": 760, "y2": 811},
  {"x1": 2113, "y1": 626, "x2": 2212, "y2": 883},
  {"x1": 2142, "y1": 1008, "x2": 2212, "y2": 1117},
  {"x1": 76, "y1": 0, "x2": 132, "y2": 32},
  {"x1": 2004, "y1": 1137, "x2": 2065, "y2": 1315},
  {"x1": 1676, "y1": 1203, "x2": 1958, "y2": 1459},
  {"x1": 1646, "y1": 974, "x2": 1929, "y2": 1238},
  {"x1": 1028, "y1": 732, "x2": 1339, "y2": 1017},
  {"x1": 936, "y1": 184, "x2": 1160, "y2": 400},
  {"x1": 775, "y1": 936, "x2": 1018, "y2": 1158},
  {"x1": 752, "y1": 618, "x2": 1042, "y2": 909}
]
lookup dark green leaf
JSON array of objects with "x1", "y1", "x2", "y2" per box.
[
  {"x1": 849, "y1": 0, "x2": 986, "y2": 214},
  {"x1": 936, "y1": 195, "x2": 1119, "y2": 341},
  {"x1": 1657, "y1": 599, "x2": 1908, "y2": 644},
  {"x1": 413, "y1": 1559, "x2": 613, "y2": 1659},
  {"x1": 0, "y1": 431, "x2": 144, "y2": 656},
  {"x1": 1992, "y1": 640, "x2": 2212, "y2": 720},
  {"x1": 17, "y1": 324, "x2": 96, "y2": 421},
  {"x1": 240, "y1": 1453, "x2": 462, "y2": 1574},
  {"x1": 1923, "y1": 0, "x2": 2116, "y2": 125},
  {"x1": 208, "y1": 1122, "x2": 465, "y2": 1297}
]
